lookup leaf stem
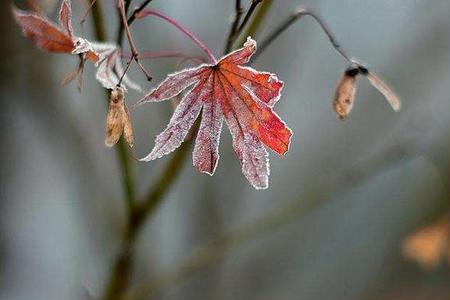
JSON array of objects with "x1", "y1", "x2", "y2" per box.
[
  {"x1": 136, "y1": 9, "x2": 217, "y2": 64},
  {"x1": 253, "y1": 6, "x2": 353, "y2": 63}
]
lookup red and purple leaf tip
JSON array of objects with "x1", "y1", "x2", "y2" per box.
[{"x1": 137, "y1": 37, "x2": 292, "y2": 189}]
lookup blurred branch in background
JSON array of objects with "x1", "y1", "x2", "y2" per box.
[{"x1": 125, "y1": 125, "x2": 428, "y2": 300}]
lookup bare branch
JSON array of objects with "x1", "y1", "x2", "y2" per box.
[{"x1": 253, "y1": 6, "x2": 353, "y2": 63}]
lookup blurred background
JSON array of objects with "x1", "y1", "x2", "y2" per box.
[{"x1": 1, "y1": 0, "x2": 450, "y2": 299}]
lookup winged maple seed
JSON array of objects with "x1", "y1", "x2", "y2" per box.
[
  {"x1": 333, "y1": 64, "x2": 401, "y2": 120},
  {"x1": 105, "y1": 87, "x2": 134, "y2": 148},
  {"x1": 137, "y1": 37, "x2": 292, "y2": 189}
]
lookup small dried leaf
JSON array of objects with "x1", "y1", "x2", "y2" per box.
[
  {"x1": 105, "y1": 87, "x2": 126, "y2": 147},
  {"x1": 333, "y1": 67, "x2": 359, "y2": 120},
  {"x1": 366, "y1": 72, "x2": 401, "y2": 112},
  {"x1": 13, "y1": 1, "x2": 100, "y2": 64},
  {"x1": 12, "y1": 5, "x2": 74, "y2": 53}
]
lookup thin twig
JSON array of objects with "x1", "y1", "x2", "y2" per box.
[
  {"x1": 136, "y1": 9, "x2": 217, "y2": 63},
  {"x1": 118, "y1": 0, "x2": 132, "y2": 42},
  {"x1": 80, "y1": 0, "x2": 97, "y2": 27},
  {"x1": 237, "y1": 0, "x2": 273, "y2": 47},
  {"x1": 224, "y1": 0, "x2": 244, "y2": 53},
  {"x1": 253, "y1": 6, "x2": 353, "y2": 63},
  {"x1": 117, "y1": 0, "x2": 152, "y2": 85},
  {"x1": 236, "y1": 0, "x2": 262, "y2": 35},
  {"x1": 123, "y1": 50, "x2": 204, "y2": 64},
  {"x1": 117, "y1": 0, "x2": 153, "y2": 45},
  {"x1": 225, "y1": 0, "x2": 263, "y2": 53},
  {"x1": 127, "y1": 0, "x2": 153, "y2": 25}
]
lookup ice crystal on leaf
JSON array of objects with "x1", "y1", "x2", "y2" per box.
[{"x1": 138, "y1": 37, "x2": 292, "y2": 189}]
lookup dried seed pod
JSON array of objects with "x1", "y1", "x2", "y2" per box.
[
  {"x1": 333, "y1": 66, "x2": 360, "y2": 120},
  {"x1": 105, "y1": 87, "x2": 134, "y2": 148},
  {"x1": 333, "y1": 63, "x2": 401, "y2": 120},
  {"x1": 366, "y1": 71, "x2": 401, "y2": 112}
]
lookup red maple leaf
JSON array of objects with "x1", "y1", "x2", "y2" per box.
[
  {"x1": 12, "y1": 0, "x2": 98, "y2": 62},
  {"x1": 137, "y1": 37, "x2": 292, "y2": 189}
]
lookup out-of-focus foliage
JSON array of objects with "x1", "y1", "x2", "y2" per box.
[{"x1": 1, "y1": 1, "x2": 449, "y2": 300}]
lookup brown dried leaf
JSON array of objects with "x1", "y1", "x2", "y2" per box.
[
  {"x1": 12, "y1": 5, "x2": 74, "y2": 53},
  {"x1": 402, "y1": 216, "x2": 450, "y2": 270}
]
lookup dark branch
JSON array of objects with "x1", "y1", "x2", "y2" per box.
[
  {"x1": 236, "y1": 0, "x2": 262, "y2": 35},
  {"x1": 225, "y1": 0, "x2": 262, "y2": 53},
  {"x1": 117, "y1": 0, "x2": 153, "y2": 45},
  {"x1": 224, "y1": 0, "x2": 244, "y2": 53},
  {"x1": 127, "y1": 0, "x2": 153, "y2": 25},
  {"x1": 253, "y1": 7, "x2": 353, "y2": 63}
]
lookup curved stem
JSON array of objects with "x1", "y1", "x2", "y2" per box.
[
  {"x1": 122, "y1": 50, "x2": 204, "y2": 64},
  {"x1": 136, "y1": 9, "x2": 217, "y2": 64},
  {"x1": 254, "y1": 7, "x2": 353, "y2": 63}
]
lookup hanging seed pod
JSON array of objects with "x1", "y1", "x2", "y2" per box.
[
  {"x1": 333, "y1": 63, "x2": 401, "y2": 120},
  {"x1": 105, "y1": 87, "x2": 134, "y2": 147},
  {"x1": 333, "y1": 65, "x2": 361, "y2": 120}
]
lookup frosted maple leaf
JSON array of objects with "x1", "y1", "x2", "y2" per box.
[{"x1": 137, "y1": 37, "x2": 292, "y2": 189}]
